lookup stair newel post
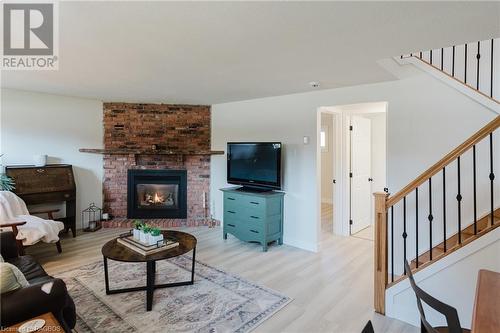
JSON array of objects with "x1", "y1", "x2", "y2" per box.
[{"x1": 374, "y1": 192, "x2": 389, "y2": 314}]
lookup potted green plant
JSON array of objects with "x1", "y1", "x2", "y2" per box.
[
  {"x1": 0, "y1": 154, "x2": 15, "y2": 191},
  {"x1": 148, "y1": 227, "x2": 163, "y2": 246},
  {"x1": 140, "y1": 224, "x2": 151, "y2": 244},
  {"x1": 132, "y1": 220, "x2": 143, "y2": 240}
]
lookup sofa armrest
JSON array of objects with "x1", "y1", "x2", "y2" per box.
[
  {"x1": 0, "y1": 279, "x2": 70, "y2": 328},
  {"x1": 0, "y1": 231, "x2": 20, "y2": 260}
]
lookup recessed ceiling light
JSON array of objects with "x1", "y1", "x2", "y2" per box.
[{"x1": 309, "y1": 81, "x2": 320, "y2": 88}]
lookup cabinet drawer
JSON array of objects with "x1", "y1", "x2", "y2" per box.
[
  {"x1": 240, "y1": 210, "x2": 266, "y2": 223},
  {"x1": 224, "y1": 222, "x2": 238, "y2": 232}
]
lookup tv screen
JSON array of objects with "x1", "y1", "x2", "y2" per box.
[{"x1": 227, "y1": 142, "x2": 282, "y2": 190}]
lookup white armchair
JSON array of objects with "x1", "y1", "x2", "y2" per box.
[{"x1": 0, "y1": 191, "x2": 64, "y2": 255}]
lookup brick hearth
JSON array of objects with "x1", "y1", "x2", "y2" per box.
[{"x1": 102, "y1": 102, "x2": 218, "y2": 227}]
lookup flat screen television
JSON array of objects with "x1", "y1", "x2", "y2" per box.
[{"x1": 227, "y1": 142, "x2": 282, "y2": 191}]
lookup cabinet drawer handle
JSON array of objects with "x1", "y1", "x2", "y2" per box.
[
  {"x1": 227, "y1": 197, "x2": 236, "y2": 201},
  {"x1": 250, "y1": 229, "x2": 259, "y2": 234},
  {"x1": 36, "y1": 169, "x2": 45, "y2": 173},
  {"x1": 250, "y1": 216, "x2": 259, "y2": 219},
  {"x1": 250, "y1": 201, "x2": 260, "y2": 205},
  {"x1": 227, "y1": 210, "x2": 236, "y2": 214},
  {"x1": 228, "y1": 224, "x2": 235, "y2": 227}
]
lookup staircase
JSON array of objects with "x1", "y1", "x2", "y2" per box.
[
  {"x1": 401, "y1": 38, "x2": 499, "y2": 104},
  {"x1": 373, "y1": 115, "x2": 500, "y2": 314}
]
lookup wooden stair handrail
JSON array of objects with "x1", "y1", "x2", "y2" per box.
[
  {"x1": 411, "y1": 56, "x2": 500, "y2": 105},
  {"x1": 386, "y1": 116, "x2": 500, "y2": 207}
]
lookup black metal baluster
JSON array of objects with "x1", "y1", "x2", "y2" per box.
[
  {"x1": 464, "y1": 44, "x2": 468, "y2": 84},
  {"x1": 490, "y1": 133, "x2": 495, "y2": 226},
  {"x1": 452, "y1": 45, "x2": 456, "y2": 76},
  {"x1": 441, "y1": 48, "x2": 444, "y2": 71},
  {"x1": 457, "y1": 157, "x2": 462, "y2": 244},
  {"x1": 391, "y1": 205, "x2": 394, "y2": 282},
  {"x1": 428, "y1": 178, "x2": 433, "y2": 261},
  {"x1": 492, "y1": 39, "x2": 495, "y2": 99},
  {"x1": 403, "y1": 197, "x2": 407, "y2": 275},
  {"x1": 476, "y1": 41, "x2": 481, "y2": 90},
  {"x1": 430, "y1": 49, "x2": 433, "y2": 65},
  {"x1": 420, "y1": 51, "x2": 423, "y2": 59},
  {"x1": 415, "y1": 187, "x2": 419, "y2": 268},
  {"x1": 473, "y1": 145, "x2": 478, "y2": 234},
  {"x1": 443, "y1": 167, "x2": 447, "y2": 252}
]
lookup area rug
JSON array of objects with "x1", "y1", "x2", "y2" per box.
[{"x1": 56, "y1": 256, "x2": 291, "y2": 333}]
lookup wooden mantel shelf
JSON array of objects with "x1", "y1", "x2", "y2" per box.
[{"x1": 79, "y1": 148, "x2": 225, "y2": 156}]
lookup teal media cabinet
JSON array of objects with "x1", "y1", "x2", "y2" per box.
[{"x1": 221, "y1": 187, "x2": 285, "y2": 251}]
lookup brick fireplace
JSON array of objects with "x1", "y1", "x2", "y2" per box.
[{"x1": 101, "y1": 102, "x2": 217, "y2": 228}]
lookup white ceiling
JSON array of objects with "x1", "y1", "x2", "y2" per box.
[{"x1": 2, "y1": 1, "x2": 499, "y2": 104}]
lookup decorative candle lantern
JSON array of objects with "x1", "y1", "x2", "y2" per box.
[{"x1": 82, "y1": 203, "x2": 102, "y2": 232}]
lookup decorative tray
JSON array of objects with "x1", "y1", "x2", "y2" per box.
[{"x1": 117, "y1": 232, "x2": 179, "y2": 256}]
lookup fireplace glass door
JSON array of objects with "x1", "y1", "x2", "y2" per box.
[
  {"x1": 136, "y1": 184, "x2": 179, "y2": 210},
  {"x1": 127, "y1": 169, "x2": 187, "y2": 219}
]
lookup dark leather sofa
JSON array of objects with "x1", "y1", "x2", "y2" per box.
[{"x1": 0, "y1": 232, "x2": 76, "y2": 332}]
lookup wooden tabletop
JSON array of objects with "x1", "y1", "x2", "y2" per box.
[
  {"x1": 1, "y1": 312, "x2": 62, "y2": 332},
  {"x1": 472, "y1": 269, "x2": 500, "y2": 333},
  {"x1": 102, "y1": 230, "x2": 197, "y2": 262}
]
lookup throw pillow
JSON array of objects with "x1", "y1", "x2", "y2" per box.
[{"x1": 0, "y1": 262, "x2": 29, "y2": 293}]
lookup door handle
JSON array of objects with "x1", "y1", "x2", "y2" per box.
[
  {"x1": 368, "y1": 178, "x2": 373, "y2": 182},
  {"x1": 333, "y1": 179, "x2": 336, "y2": 184}
]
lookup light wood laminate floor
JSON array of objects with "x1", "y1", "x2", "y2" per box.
[{"x1": 27, "y1": 208, "x2": 418, "y2": 333}]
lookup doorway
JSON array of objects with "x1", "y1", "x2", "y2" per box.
[
  {"x1": 317, "y1": 102, "x2": 387, "y2": 240},
  {"x1": 320, "y1": 113, "x2": 335, "y2": 234}
]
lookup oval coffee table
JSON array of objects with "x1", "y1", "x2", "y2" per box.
[{"x1": 101, "y1": 230, "x2": 197, "y2": 311}]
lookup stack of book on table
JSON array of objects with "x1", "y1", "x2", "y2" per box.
[{"x1": 117, "y1": 234, "x2": 179, "y2": 256}]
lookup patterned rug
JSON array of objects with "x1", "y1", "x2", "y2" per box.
[{"x1": 56, "y1": 256, "x2": 291, "y2": 333}]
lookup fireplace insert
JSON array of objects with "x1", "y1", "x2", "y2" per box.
[{"x1": 127, "y1": 169, "x2": 187, "y2": 219}]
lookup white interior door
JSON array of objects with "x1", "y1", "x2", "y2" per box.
[{"x1": 350, "y1": 115, "x2": 372, "y2": 234}]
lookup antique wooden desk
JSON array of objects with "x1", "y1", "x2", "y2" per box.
[{"x1": 6, "y1": 164, "x2": 77, "y2": 237}]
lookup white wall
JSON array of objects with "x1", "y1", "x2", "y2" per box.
[
  {"x1": 211, "y1": 59, "x2": 498, "y2": 252},
  {"x1": 0, "y1": 89, "x2": 103, "y2": 229},
  {"x1": 386, "y1": 227, "x2": 500, "y2": 328},
  {"x1": 320, "y1": 113, "x2": 334, "y2": 203}
]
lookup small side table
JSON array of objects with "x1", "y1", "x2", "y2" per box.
[{"x1": 1, "y1": 312, "x2": 63, "y2": 332}]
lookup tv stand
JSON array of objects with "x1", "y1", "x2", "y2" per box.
[
  {"x1": 235, "y1": 186, "x2": 272, "y2": 193},
  {"x1": 220, "y1": 187, "x2": 285, "y2": 252}
]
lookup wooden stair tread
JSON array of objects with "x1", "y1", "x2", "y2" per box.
[
  {"x1": 384, "y1": 208, "x2": 499, "y2": 284},
  {"x1": 410, "y1": 209, "x2": 499, "y2": 270}
]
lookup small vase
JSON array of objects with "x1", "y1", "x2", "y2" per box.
[
  {"x1": 133, "y1": 229, "x2": 140, "y2": 241},
  {"x1": 33, "y1": 154, "x2": 47, "y2": 167},
  {"x1": 148, "y1": 234, "x2": 164, "y2": 246},
  {"x1": 140, "y1": 231, "x2": 149, "y2": 244}
]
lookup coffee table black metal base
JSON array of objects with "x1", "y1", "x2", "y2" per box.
[{"x1": 103, "y1": 247, "x2": 196, "y2": 311}]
